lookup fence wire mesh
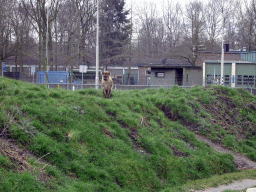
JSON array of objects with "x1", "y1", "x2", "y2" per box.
[{"x1": 2, "y1": 72, "x2": 256, "y2": 95}]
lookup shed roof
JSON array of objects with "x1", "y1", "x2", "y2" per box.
[
  {"x1": 137, "y1": 59, "x2": 198, "y2": 68},
  {"x1": 204, "y1": 60, "x2": 255, "y2": 64}
]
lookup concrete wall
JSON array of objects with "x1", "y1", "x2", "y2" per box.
[
  {"x1": 235, "y1": 63, "x2": 256, "y2": 88},
  {"x1": 203, "y1": 62, "x2": 256, "y2": 88},
  {"x1": 150, "y1": 67, "x2": 202, "y2": 86},
  {"x1": 150, "y1": 68, "x2": 176, "y2": 86},
  {"x1": 204, "y1": 63, "x2": 232, "y2": 87},
  {"x1": 138, "y1": 66, "x2": 149, "y2": 85},
  {"x1": 183, "y1": 68, "x2": 203, "y2": 86}
]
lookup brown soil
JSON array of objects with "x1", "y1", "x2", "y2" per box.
[
  {"x1": 0, "y1": 138, "x2": 32, "y2": 171},
  {"x1": 195, "y1": 134, "x2": 256, "y2": 170},
  {"x1": 103, "y1": 128, "x2": 114, "y2": 138},
  {"x1": 159, "y1": 93, "x2": 256, "y2": 171},
  {"x1": 203, "y1": 96, "x2": 253, "y2": 140},
  {"x1": 160, "y1": 105, "x2": 182, "y2": 122},
  {"x1": 0, "y1": 138, "x2": 51, "y2": 182},
  {"x1": 128, "y1": 127, "x2": 150, "y2": 155},
  {"x1": 169, "y1": 145, "x2": 189, "y2": 157}
]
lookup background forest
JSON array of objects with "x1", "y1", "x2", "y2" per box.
[{"x1": 0, "y1": 0, "x2": 256, "y2": 72}]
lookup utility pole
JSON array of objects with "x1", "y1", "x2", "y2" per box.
[
  {"x1": 127, "y1": 0, "x2": 133, "y2": 85},
  {"x1": 45, "y1": 8, "x2": 49, "y2": 85},
  {"x1": 95, "y1": 0, "x2": 100, "y2": 89},
  {"x1": 220, "y1": 0, "x2": 224, "y2": 85},
  {"x1": 46, "y1": 8, "x2": 49, "y2": 73}
]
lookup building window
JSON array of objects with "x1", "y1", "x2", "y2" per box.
[
  {"x1": 243, "y1": 75, "x2": 249, "y2": 85},
  {"x1": 249, "y1": 75, "x2": 254, "y2": 85},
  {"x1": 155, "y1": 72, "x2": 165, "y2": 78},
  {"x1": 224, "y1": 75, "x2": 230, "y2": 85},
  {"x1": 206, "y1": 74, "x2": 212, "y2": 84},
  {"x1": 237, "y1": 75, "x2": 242, "y2": 82}
]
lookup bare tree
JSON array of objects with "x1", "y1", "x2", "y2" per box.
[
  {"x1": 75, "y1": 0, "x2": 96, "y2": 68},
  {"x1": 11, "y1": 2, "x2": 36, "y2": 73},
  {"x1": 223, "y1": 0, "x2": 239, "y2": 50},
  {"x1": 59, "y1": 0, "x2": 80, "y2": 81},
  {"x1": 0, "y1": 0, "x2": 15, "y2": 66},
  {"x1": 237, "y1": 0, "x2": 256, "y2": 51},
  {"x1": 22, "y1": 0, "x2": 60, "y2": 72},
  {"x1": 163, "y1": 1, "x2": 183, "y2": 52},
  {"x1": 136, "y1": 3, "x2": 166, "y2": 59},
  {"x1": 56, "y1": 0, "x2": 97, "y2": 82},
  {"x1": 180, "y1": 0, "x2": 206, "y2": 65},
  {"x1": 1, "y1": 0, "x2": 253, "y2": 82},
  {"x1": 204, "y1": 0, "x2": 222, "y2": 51}
]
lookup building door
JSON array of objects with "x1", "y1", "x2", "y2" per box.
[{"x1": 175, "y1": 68, "x2": 183, "y2": 86}]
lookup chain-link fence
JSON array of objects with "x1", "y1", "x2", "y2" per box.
[
  {"x1": 35, "y1": 83, "x2": 193, "y2": 90},
  {"x1": 2, "y1": 71, "x2": 256, "y2": 95},
  {"x1": 31, "y1": 82, "x2": 256, "y2": 96}
]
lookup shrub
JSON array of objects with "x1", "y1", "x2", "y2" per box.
[
  {"x1": 223, "y1": 135, "x2": 237, "y2": 149},
  {"x1": 49, "y1": 128, "x2": 64, "y2": 142},
  {"x1": 0, "y1": 156, "x2": 11, "y2": 169},
  {"x1": 9, "y1": 120, "x2": 37, "y2": 144},
  {"x1": 49, "y1": 91, "x2": 61, "y2": 98},
  {"x1": 247, "y1": 152, "x2": 256, "y2": 161},
  {"x1": 185, "y1": 157, "x2": 212, "y2": 180}
]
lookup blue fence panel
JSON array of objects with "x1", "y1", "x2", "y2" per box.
[
  {"x1": 47, "y1": 71, "x2": 69, "y2": 83},
  {"x1": 37, "y1": 71, "x2": 46, "y2": 83},
  {"x1": 37, "y1": 71, "x2": 69, "y2": 84},
  {"x1": 73, "y1": 81, "x2": 82, "y2": 84}
]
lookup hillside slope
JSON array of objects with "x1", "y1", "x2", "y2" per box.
[{"x1": 0, "y1": 77, "x2": 256, "y2": 191}]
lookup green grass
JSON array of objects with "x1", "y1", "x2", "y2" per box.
[{"x1": 0, "y1": 77, "x2": 256, "y2": 191}]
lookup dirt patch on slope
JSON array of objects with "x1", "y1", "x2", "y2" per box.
[
  {"x1": 0, "y1": 138, "x2": 51, "y2": 182},
  {"x1": 169, "y1": 145, "x2": 189, "y2": 157},
  {"x1": 159, "y1": 93, "x2": 256, "y2": 170},
  {"x1": 159, "y1": 105, "x2": 182, "y2": 122},
  {"x1": 0, "y1": 138, "x2": 32, "y2": 171},
  {"x1": 203, "y1": 96, "x2": 252, "y2": 140},
  {"x1": 195, "y1": 134, "x2": 256, "y2": 170},
  {"x1": 128, "y1": 127, "x2": 151, "y2": 155}
]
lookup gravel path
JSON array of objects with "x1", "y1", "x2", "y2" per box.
[
  {"x1": 193, "y1": 135, "x2": 256, "y2": 192},
  {"x1": 194, "y1": 179, "x2": 256, "y2": 192}
]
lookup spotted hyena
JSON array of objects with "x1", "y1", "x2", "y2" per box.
[{"x1": 100, "y1": 71, "x2": 113, "y2": 98}]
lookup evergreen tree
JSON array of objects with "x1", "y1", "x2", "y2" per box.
[{"x1": 99, "y1": 0, "x2": 131, "y2": 68}]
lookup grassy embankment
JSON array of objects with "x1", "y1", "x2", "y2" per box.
[{"x1": 1, "y1": 76, "x2": 256, "y2": 191}]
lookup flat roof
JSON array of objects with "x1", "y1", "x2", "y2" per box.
[
  {"x1": 140, "y1": 63, "x2": 201, "y2": 69},
  {"x1": 205, "y1": 60, "x2": 255, "y2": 64}
]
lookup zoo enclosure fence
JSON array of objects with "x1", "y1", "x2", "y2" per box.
[
  {"x1": 2, "y1": 71, "x2": 256, "y2": 95},
  {"x1": 34, "y1": 82, "x2": 256, "y2": 95}
]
